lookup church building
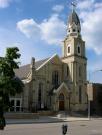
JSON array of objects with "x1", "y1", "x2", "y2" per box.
[{"x1": 10, "y1": 4, "x2": 88, "y2": 113}]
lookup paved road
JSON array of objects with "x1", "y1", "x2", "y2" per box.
[{"x1": 1, "y1": 119, "x2": 102, "y2": 135}]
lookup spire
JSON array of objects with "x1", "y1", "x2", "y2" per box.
[
  {"x1": 71, "y1": 1, "x2": 77, "y2": 12},
  {"x1": 67, "y1": 1, "x2": 81, "y2": 37}
]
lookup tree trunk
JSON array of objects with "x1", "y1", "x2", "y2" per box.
[{"x1": 0, "y1": 106, "x2": 6, "y2": 130}]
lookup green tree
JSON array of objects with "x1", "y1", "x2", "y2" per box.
[{"x1": 0, "y1": 47, "x2": 24, "y2": 129}]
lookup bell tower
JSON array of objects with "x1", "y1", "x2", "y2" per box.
[{"x1": 62, "y1": 2, "x2": 87, "y2": 111}]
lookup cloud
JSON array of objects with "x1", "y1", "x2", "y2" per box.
[
  {"x1": 17, "y1": 14, "x2": 66, "y2": 45},
  {"x1": 52, "y1": 4, "x2": 64, "y2": 13},
  {"x1": 78, "y1": 0, "x2": 102, "y2": 55},
  {"x1": 40, "y1": 14, "x2": 66, "y2": 45},
  {"x1": 77, "y1": 0, "x2": 94, "y2": 10},
  {"x1": 87, "y1": 58, "x2": 102, "y2": 83},
  {"x1": 0, "y1": 26, "x2": 41, "y2": 65},
  {"x1": 0, "y1": 0, "x2": 12, "y2": 8},
  {"x1": 17, "y1": 19, "x2": 41, "y2": 39},
  {"x1": 17, "y1": 0, "x2": 102, "y2": 55}
]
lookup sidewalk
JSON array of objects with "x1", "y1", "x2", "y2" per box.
[{"x1": 6, "y1": 116, "x2": 90, "y2": 124}]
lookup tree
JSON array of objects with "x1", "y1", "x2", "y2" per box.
[{"x1": 0, "y1": 47, "x2": 24, "y2": 130}]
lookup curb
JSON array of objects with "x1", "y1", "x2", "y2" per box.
[{"x1": 6, "y1": 118, "x2": 90, "y2": 125}]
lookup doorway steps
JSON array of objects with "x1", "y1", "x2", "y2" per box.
[{"x1": 56, "y1": 111, "x2": 70, "y2": 118}]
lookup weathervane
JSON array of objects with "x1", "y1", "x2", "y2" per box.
[{"x1": 71, "y1": 1, "x2": 77, "y2": 11}]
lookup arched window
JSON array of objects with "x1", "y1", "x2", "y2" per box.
[
  {"x1": 52, "y1": 71, "x2": 59, "y2": 88},
  {"x1": 59, "y1": 93, "x2": 64, "y2": 101},
  {"x1": 38, "y1": 83, "x2": 43, "y2": 109},
  {"x1": 73, "y1": 29, "x2": 76, "y2": 32},
  {"x1": 68, "y1": 46, "x2": 70, "y2": 53},
  {"x1": 78, "y1": 46, "x2": 80, "y2": 54},
  {"x1": 67, "y1": 66, "x2": 69, "y2": 76},
  {"x1": 79, "y1": 86, "x2": 82, "y2": 103},
  {"x1": 78, "y1": 30, "x2": 80, "y2": 33},
  {"x1": 77, "y1": 44, "x2": 81, "y2": 55},
  {"x1": 67, "y1": 44, "x2": 71, "y2": 55}
]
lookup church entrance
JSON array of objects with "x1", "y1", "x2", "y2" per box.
[{"x1": 59, "y1": 93, "x2": 65, "y2": 110}]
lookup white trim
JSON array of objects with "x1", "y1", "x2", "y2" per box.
[
  {"x1": 22, "y1": 79, "x2": 30, "y2": 83},
  {"x1": 36, "y1": 54, "x2": 61, "y2": 71},
  {"x1": 10, "y1": 98, "x2": 22, "y2": 112}
]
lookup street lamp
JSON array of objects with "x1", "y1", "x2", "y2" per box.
[
  {"x1": 89, "y1": 69, "x2": 102, "y2": 82},
  {"x1": 88, "y1": 69, "x2": 102, "y2": 119}
]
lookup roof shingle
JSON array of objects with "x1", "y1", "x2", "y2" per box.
[{"x1": 15, "y1": 58, "x2": 49, "y2": 79}]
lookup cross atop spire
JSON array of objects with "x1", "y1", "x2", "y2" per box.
[{"x1": 71, "y1": 1, "x2": 77, "y2": 11}]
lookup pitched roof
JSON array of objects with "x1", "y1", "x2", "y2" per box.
[
  {"x1": 35, "y1": 58, "x2": 49, "y2": 69},
  {"x1": 68, "y1": 10, "x2": 80, "y2": 25},
  {"x1": 15, "y1": 64, "x2": 30, "y2": 80},
  {"x1": 15, "y1": 58, "x2": 49, "y2": 79}
]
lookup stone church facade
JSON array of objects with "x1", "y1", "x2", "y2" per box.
[{"x1": 10, "y1": 7, "x2": 88, "y2": 113}]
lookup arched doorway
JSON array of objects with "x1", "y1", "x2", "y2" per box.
[{"x1": 59, "y1": 93, "x2": 65, "y2": 110}]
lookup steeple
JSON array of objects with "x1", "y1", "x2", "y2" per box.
[
  {"x1": 62, "y1": 2, "x2": 85, "y2": 58},
  {"x1": 71, "y1": 1, "x2": 77, "y2": 11},
  {"x1": 62, "y1": 2, "x2": 87, "y2": 112},
  {"x1": 67, "y1": 1, "x2": 81, "y2": 37}
]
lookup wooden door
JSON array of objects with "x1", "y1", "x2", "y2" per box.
[
  {"x1": 59, "y1": 101, "x2": 64, "y2": 110},
  {"x1": 59, "y1": 93, "x2": 65, "y2": 110}
]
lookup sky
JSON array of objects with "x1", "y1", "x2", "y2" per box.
[{"x1": 0, "y1": 0, "x2": 102, "y2": 83}]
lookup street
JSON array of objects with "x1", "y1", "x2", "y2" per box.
[{"x1": 1, "y1": 119, "x2": 102, "y2": 135}]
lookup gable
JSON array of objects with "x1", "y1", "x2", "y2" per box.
[
  {"x1": 35, "y1": 58, "x2": 49, "y2": 69},
  {"x1": 50, "y1": 55, "x2": 62, "y2": 65},
  {"x1": 54, "y1": 82, "x2": 69, "y2": 94},
  {"x1": 36, "y1": 54, "x2": 62, "y2": 71},
  {"x1": 15, "y1": 54, "x2": 62, "y2": 79}
]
